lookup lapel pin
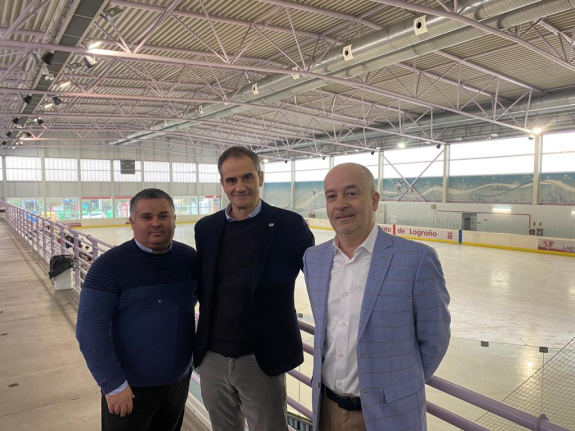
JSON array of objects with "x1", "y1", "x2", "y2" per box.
[{"x1": 269, "y1": 223, "x2": 275, "y2": 227}]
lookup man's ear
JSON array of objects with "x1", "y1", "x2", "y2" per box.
[
  {"x1": 258, "y1": 170, "x2": 264, "y2": 187},
  {"x1": 372, "y1": 192, "x2": 380, "y2": 211}
]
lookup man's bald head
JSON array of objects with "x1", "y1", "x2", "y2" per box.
[
  {"x1": 324, "y1": 163, "x2": 380, "y2": 244},
  {"x1": 325, "y1": 163, "x2": 376, "y2": 194}
]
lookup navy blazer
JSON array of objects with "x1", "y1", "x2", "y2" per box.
[{"x1": 194, "y1": 200, "x2": 315, "y2": 376}]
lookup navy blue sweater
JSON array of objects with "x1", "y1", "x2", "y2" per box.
[{"x1": 76, "y1": 239, "x2": 196, "y2": 394}]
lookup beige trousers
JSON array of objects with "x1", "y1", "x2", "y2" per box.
[{"x1": 320, "y1": 390, "x2": 366, "y2": 431}]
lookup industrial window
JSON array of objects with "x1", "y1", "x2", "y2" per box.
[
  {"x1": 45, "y1": 158, "x2": 77, "y2": 181},
  {"x1": 198, "y1": 163, "x2": 219, "y2": 183},
  {"x1": 172, "y1": 162, "x2": 196, "y2": 183},
  {"x1": 6, "y1": 156, "x2": 42, "y2": 181},
  {"x1": 382, "y1": 146, "x2": 443, "y2": 179},
  {"x1": 542, "y1": 132, "x2": 575, "y2": 173},
  {"x1": 264, "y1": 162, "x2": 291, "y2": 183},
  {"x1": 295, "y1": 157, "x2": 329, "y2": 182},
  {"x1": 335, "y1": 152, "x2": 379, "y2": 178},
  {"x1": 113, "y1": 160, "x2": 142, "y2": 182},
  {"x1": 144, "y1": 161, "x2": 170, "y2": 183},
  {"x1": 450, "y1": 138, "x2": 534, "y2": 175},
  {"x1": 81, "y1": 159, "x2": 111, "y2": 182}
]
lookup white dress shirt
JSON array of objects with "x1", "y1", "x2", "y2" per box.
[{"x1": 323, "y1": 223, "x2": 379, "y2": 396}]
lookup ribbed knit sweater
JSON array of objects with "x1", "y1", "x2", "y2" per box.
[{"x1": 76, "y1": 239, "x2": 196, "y2": 394}]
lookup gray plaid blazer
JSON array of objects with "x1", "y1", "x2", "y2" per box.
[{"x1": 303, "y1": 227, "x2": 451, "y2": 430}]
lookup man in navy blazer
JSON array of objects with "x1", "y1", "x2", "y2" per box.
[
  {"x1": 194, "y1": 146, "x2": 314, "y2": 431},
  {"x1": 303, "y1": 163, "x2": 450, "y2": 430}
]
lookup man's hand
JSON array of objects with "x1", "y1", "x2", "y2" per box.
[{"x1": 105, "y1": 385, "x2": 135, "y2": 417}]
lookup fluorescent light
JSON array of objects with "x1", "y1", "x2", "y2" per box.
[
  {"x1": 493, "y1": 208, "x2": 512, "y2": 213},
  {"x1": 86, "y1": 39, "x2": 102, "y2": 49},
  {"x1": 398, "y1": 142, "x2": 406, "y2": 149},
  {"x1": 59, "y1": 81, "x2": 71, "y2": 88},
  {"x1": 44, "y1": 102, "x2": 54, "y2": 109}
]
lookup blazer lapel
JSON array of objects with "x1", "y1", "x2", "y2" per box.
[
  {"x1": 314, "y1": 242, "x2": 335, "y2": 349},
  {"x1": 252, "y1": 202, "x2": 277, "y2": 291},
  {"x1": 358, "y1": 229, "x2": 393, "y2": 340},
  {"x1": 204, "y1": 211, "x2": 226, "y2": 301}
]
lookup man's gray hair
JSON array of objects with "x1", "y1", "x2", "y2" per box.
[
  {"x1": 218, "y1": 146, "x2": 261, "y2": 177},
  {"x1": 129, "y1": 188, "x2": 175, "y2": 219}
]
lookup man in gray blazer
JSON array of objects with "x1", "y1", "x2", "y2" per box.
[{"x1": 303, "y1": 163, "x2": 451, "y2": 431}]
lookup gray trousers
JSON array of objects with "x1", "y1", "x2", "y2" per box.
[{"x1": 198, "y1": 351, "x2": 287, "y2": 431}]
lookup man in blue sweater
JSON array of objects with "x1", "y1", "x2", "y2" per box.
[{"x1": 76, "y1": 188, "x2": 197, "y2": 431}]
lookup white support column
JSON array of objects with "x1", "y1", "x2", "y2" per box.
[
  {"x1": 110, "y1": 148, "x2": 115, "y2": 219},
  {"x1": 168, "y1": 151, "x2": 173, "y2": 196},
  {"x1": 377, "y1": 151, "x2": 383, "y2": 197},
  {"x1": 2, "y1": 155, "x2": 6, "y2": 201},
  {"x1": 532, "y1": 134, "x2": 543, "y2": 205},
  {"x1": 442, "y1": 144, "x2": 450, "y2": 203},
  {"x1": 77, "y1": 151, "x2": 81, "y2": 220},
  {"x1": 40, "y1": 148, "x2": 46, "y2": 217},
  {"x1": 329, "y1": 155, "x2": 334, "y2": 169},
  {"x1": 140, "y1": 148, "x2": 145, "y2": 190},
  {"x1": 290, "y1": 160, "x2": 295, "y2": 212},
  {"x1": 195, "y1": 161, "x2": 200, "y2": 215}
]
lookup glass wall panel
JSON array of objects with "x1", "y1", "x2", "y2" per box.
[
  {"x1": 8, "y1": 197, "x2": 44, "y2": 215},
  {"x1": 81, "y1": 198, "x2": 113, "y2": 218},
  {"x1": 382, "y1": 147, "x2": 444, "y2": 202},
  {"x1": 45, "y1": 158, "x2": 77, "y2": 181},
  {"x1": 174, "y1": 196, "x2": 198, "y2": 215},
  {"x1": 172, "y1": 162, "x2": 196, "y2": 183},
  {"x1": 114, "y1": 198, "x2": 131, "y2": 218},
  {"x1": 199, "y1": 195, "x2": 220, "y2": 214},
  {"x1": 449, "y1": 138, "x2": 534, "y2": 203},
  {"x1": 541, "y1": 132, "x2": 575, "y2": 204},
  {"x1": 198, "y1": 163, "x2": 219, "y2": 183},
  {"x1": 144, "y1": 161, "x2": 170, "y2": 182},
  {"x1": 295, "y1": 158, "x2": 329, "y2": 214},
  {"x1": 6, "y1": 156, "x2": 41, "y2": 181},
  {"x1": 81, "y1": 159, "x2": 111, "y2": 182},
  {"x1": 264, "y1": 162, "x2": 291, "y2": 209},
  {"x1": 46, "y1": 197, "x2": 80, "y2": 220}
]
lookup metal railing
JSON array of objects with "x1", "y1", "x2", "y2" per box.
[{"x1": 0, "y1": 200, "x2": 570, "y2": 431}]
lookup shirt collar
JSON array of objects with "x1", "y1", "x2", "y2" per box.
[
  {"x1": 134, "y1": 238, "x2": 173, "y2": 254},
  {"x1": 225, "y1": 199, "x2": 262, "y2": 222},
  {"x1": 332, "y1": 223, "x2": 379, "y2": 255}
]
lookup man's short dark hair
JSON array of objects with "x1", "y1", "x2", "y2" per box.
[
  {"x1": 217, "y1": 146, "x2": 261, "y2": 178},
  {"x1": 129, "y1": 188, "x2": 175, "y2": 219}
]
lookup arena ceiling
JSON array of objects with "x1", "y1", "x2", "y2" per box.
[{"x1": 2, "y1": 0, "x2": 575, "y2": 161}]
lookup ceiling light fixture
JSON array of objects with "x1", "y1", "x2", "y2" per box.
[
  {"x1": 262, "y1": 158, "x2": 269, "y2": 164},
  {"x1": 34, "y1": 117, "x2": 44, "y2": 125},
  {"x1": 83, "y1": 55, "x2": 97, "y2": 69},
  {"x1": 44, "y1": 102, "x2": 54, "y2": 109},
  {"x1": 85, "y1": 39, "x2": 102, "y2": 50},
  {"x1": 6, "y1": 131, "x2": 12, "y2": 137},
  {"x1": 101, "y1": 6, "x2": 124, "y2": 22},
  {"x1": 12, "y1": 117, "x2": 19, "y2": 125},
  {"x1": 59, "y1": 80, "x2": 71, "y2": 88},
  {"x1": 22, "y1": 94, "x2": 32, "y2": 104},
  {"x1": 398, "y1": 142, "x2": 406, "y2": 149},
  {"x1": 532, "y1": 127, "x2": 543, "y2": 135},
  {"x1": 41, "y1": 51, "x2": 54, "y2": 65},
  {"x1": 370, "y1": 151, "x2": 375, "y2": 155},
  {"x1": 68, "y1": 62, "x2": 82, "y2": 71},
  {"x1": 436, "y1": 144, "x2": 441, "y2": 149},
  {"x1": 52, "y1": 96, "x2": 62, "y2": 105}
]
